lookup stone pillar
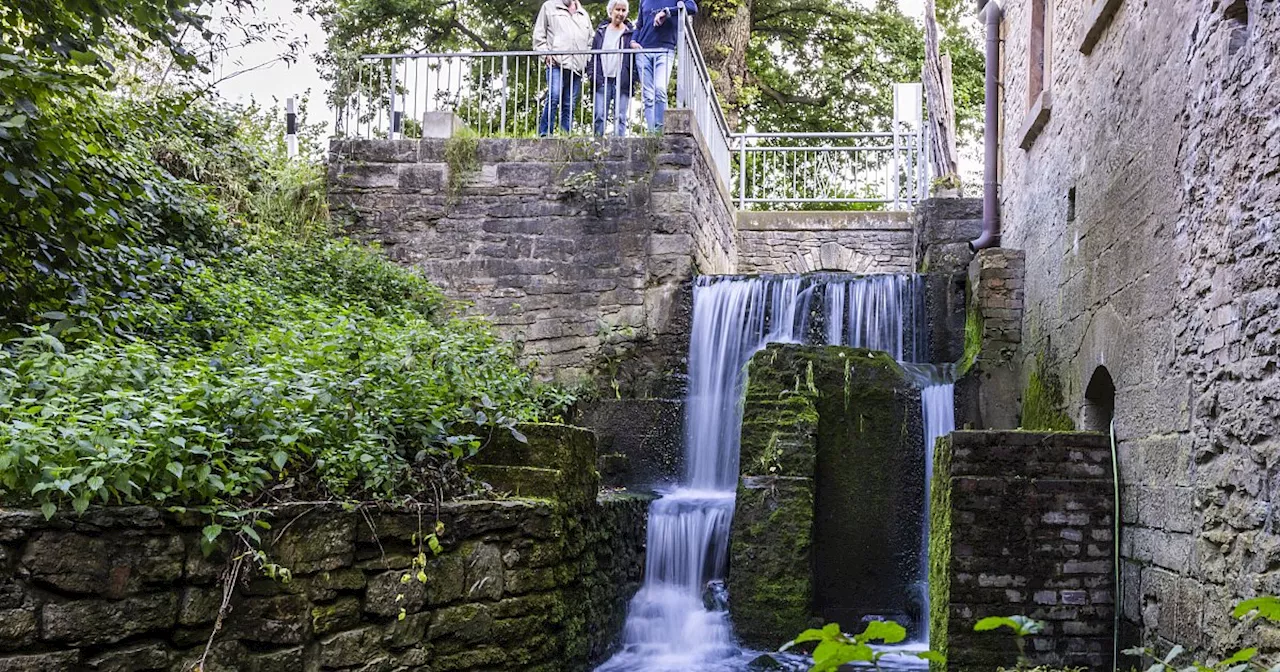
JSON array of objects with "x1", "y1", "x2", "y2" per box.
[
  {"x1": 930, "y1": 430, "x2": 1115, "y2": 672},
  {"x1": 730, "y1": 344, "x2": 924, "y2": 646},
  {"x1": 956, "y1": 248, "x2": 1025, "y2": 429},
  {"x1": 913, "y1": 197, "x2": 983, "y2": 274}
]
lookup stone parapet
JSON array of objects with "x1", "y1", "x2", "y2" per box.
[{"x1": 735, "y1": 211, "x2": 914, "y2": 274}]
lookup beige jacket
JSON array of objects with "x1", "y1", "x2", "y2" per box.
[{"x1": 532, "y1": 0, "x2": 594, "y2": 73}]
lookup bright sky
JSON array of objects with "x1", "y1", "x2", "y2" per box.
[{"x1": 211, "y1": 0, "x2": 929, "y2": 126}]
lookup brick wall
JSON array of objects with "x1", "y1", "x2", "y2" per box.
[{"x1": 931, "y1": 431, "x2": 1115, "y2": 671}]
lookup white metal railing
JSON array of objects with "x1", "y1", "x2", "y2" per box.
[
  {"x1": 673, "y1": 5, "x2": 733, "y2": 195},
  {"x1": 334, "y1": 11, "x2": 929, "y2": 210},
  {"x1": 734, "y1": 129, "x2": 929, "y2": 209}
]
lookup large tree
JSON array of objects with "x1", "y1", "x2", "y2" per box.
[{"x1": 304, "y1": 0, "x2": 983, "y2": 135}]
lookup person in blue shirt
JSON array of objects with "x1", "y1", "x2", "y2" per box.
[{"x1": 628, "y1": 0, "x2": 697, "y2": 132}]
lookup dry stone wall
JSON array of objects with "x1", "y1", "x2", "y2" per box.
[
  {"x1": 328, "y1": 110, "x2": 735, "y2": 390},
  {"x1": 997, "y1": 0, "x2": 1280, "y2": 656},
  {"x1": 931, "y1": 431, "x2": 1116, "y2": 671},
  {"x1": 0, "y1": 497, "x2": 646, "y2": 672}
]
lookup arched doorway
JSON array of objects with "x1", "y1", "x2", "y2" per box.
[{"x1": 1081, "y1": 365, "x2": 1115, "y2": 432}]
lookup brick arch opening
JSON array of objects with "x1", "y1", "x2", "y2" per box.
[{"x1": 1081, "y1": 365, "x2": 1115, "y2": 432}]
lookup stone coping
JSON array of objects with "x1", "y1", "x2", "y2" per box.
[{"x1": 737, "y1": 210, "x2": 913, "y2": 231}]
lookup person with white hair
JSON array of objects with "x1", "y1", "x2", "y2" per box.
[
  {"x1": 588, "y1": 0, "x2": 637, "y2": 136},
  {"x1": 533, "y1": 0, "x2": 593, "y2": 135}
]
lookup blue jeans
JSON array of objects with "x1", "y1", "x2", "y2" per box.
[
  {"x1": 638, "y1": 50, "x2": 673, "y2": 132},
  {"x1": 538, "y1": 65, "x2": 582, "y2": 136},
  {"x1": 593, "y1": 77, "x2": 631, "y2": 137}
]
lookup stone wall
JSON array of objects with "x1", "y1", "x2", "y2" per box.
[
  {"x1": 0, "y1": 496, "x2": 646, "y2": 672},
  {"x1": 930, "y1": 431, "x2": 1115, "y2": 671},
  {"x1": 996, "y1": 0, "x2": 1280, "y2": 656},
  {"x1": 955, "y1": 249, "x2": 1026, "y2": 431},
  {"x1": 736, "y1": 211, "x2": 914, "y2": 274},
  {"x1": 328, "y1": 110, "x2": 735, "y2": 389},
  {"x1": 730, "y1": 344, "x2": 923, "y2": 646}
]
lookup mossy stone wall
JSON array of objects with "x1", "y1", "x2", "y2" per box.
[
  {"x1": 729, "y1": 344, "x2": 923, "y2": 647},
  {"x1": 0, "y1": 426, "x2": 649, "y2": 671}
]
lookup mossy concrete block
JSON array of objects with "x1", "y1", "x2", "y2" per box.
[{"x1": 728, "y1": 475, "x2": 815, "y2": 647}]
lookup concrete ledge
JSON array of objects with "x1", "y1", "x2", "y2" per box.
[
  {"x1": 1019, "y1": 89, "x2": 1054, "y2": 151},
  {"x1": 1080, "y1": 0, "x2": 1125, "y2": 55},
  {"x1": 736, "y1": 210, "x2": 913, "y2": 232}
]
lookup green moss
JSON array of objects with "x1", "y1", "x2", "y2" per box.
[
  {"x1": 444, "y1": 131, "x2": 479, "y2": 203},
  {"x1": 928, "y1": 434, "x2": 954, "y2": 672},
  {"x1": 1020, "y1": 354, "x2": 1075, "y2": 431},
  {"x1": 957, "y1": 279, "x2": 984, "y2": 376}
]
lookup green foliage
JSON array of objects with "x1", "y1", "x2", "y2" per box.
[
  {"x1": 304, "y1": 0, "x2": 982, "y2": 137},
  {"x1": 1125, "y1": 597, "x2": 1280, "y2": 672},
  {"x1": 783, "y1": 620, "x2": 944, "y2": 672},
  {"x1": 444, "y1": 132, "x2": 480, "y2": 204},
  {"x1": 1021, "y1": 354, "x2": 1075, "y2": 431},
  {"x1": 0, "y1": 236, "x2": 569, "y2": 519},
  {"x1": 974, "y1": 615, "x2": 1044, "y2": 670}
]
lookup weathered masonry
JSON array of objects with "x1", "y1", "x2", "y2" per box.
[
  {"x1": 328, "y1": 111, "x2": 931, "y2": 388},
  {"x1": 0, "y1": 426, "x2": 647, "y2": 672},
  {"x1": 990, "y1": 0, "x2": 1280, "y2": 657},
  {"x1": 931, "y1": 431, "x2": 1116, "y2": 671}
]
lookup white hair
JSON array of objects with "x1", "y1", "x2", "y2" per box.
[{"x1": 606, "y1": 0, "x2": 628, "y2": 13}]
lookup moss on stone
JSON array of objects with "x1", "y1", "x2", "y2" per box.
[
  {"x1": 729, "y1": 477, "x2": 815, "y2": 646},
  {"x1": 928, "y1": 434, "x2": 954, "y2": 672},
  {"x1": 957, "y1": 279, "x2": 984, "y2": 376},
  {"x1": 1020, "y1": 354, "x2": 1075, "y2": 431}
]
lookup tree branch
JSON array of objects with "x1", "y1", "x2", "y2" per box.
[{"x1": 753, "y1": 77, "x2": 829, "y2": 107}]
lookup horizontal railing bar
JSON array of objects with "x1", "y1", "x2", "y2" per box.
[
  {"x1": 741, "y1": 145, "x2": 899, "y2": 152},
  {"x1": 739, "y1": 198, "x2": 898, "y2": 204},
  {"x1": 360, "y1": 49, "x2": 668, "y2": 60},
  {"x1": 735, "y1": 132, "x2": 905, "y2": 139}
]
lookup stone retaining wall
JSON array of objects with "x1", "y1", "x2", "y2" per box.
[
  {"x1": 328, "y1": 111, "x2": 735, "y2": 391},
  {"x1": 735, "y1": 211, "x2": 914, "y2": 275},
  {"x1": 0, "y1": 495, "x2": 647, "y2": 672},
  {"x1": 931, "y1": 430, "x2": 1115, "y2": 671}
]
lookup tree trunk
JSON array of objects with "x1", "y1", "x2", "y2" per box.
[
  {"x1": 923, "y1": 0, "x2": 958, "y2": 183},
  {"x1": 692, "y1": 1, "x2": 751, "y2": 132}
]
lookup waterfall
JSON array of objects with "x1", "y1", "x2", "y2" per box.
[{"x1": 598, "y1": 274, "x2": 953, "y2": 671}]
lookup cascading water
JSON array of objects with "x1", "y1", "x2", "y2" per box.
[{"x1": 598, "y1": 274, "x2": 954, "y2": 672}]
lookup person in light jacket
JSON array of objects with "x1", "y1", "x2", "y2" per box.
[
  {"x1": 630, "y1": 0, "x2": 697, "y2": 132},
  {"x1": 533, "y1": 0, "x2": 594, "y2": 135},
  {"x1": 588, "y1": 0, "x2": 637, "y2": 137}
]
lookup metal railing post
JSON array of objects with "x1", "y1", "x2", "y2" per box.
[
  {"x1": 891, "y1": 123, "x2": 901, "y2": 210},
  {"x1": 388, "y1": 57, "x2": 397, "y2": 139},
  {"x1": 737, "y1": 135, "x2": 747, "y2": 209},
  {"x1": 675, "y1": 3, "x2": 688, "y2": 108},
  {"x1": 500, "y1": 55, "x2": 509, "y2": 133}
]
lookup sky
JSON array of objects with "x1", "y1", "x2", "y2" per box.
[{"x1": 211, "y1": 0, "x2": 929, "y2": 125}]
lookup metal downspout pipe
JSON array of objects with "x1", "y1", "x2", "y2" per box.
[{"x1": 970, "y1": 0, "x2": 1003, "y2": 251}]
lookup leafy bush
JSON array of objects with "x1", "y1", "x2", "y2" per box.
[{"x1": 0, "y1": 237, "x2": 568, "y2": 518}]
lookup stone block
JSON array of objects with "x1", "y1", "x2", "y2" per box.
[
  {"x1": 41, "y1": 593, "x2": 178, "y2": 646},
  {"x1": 0, "y1": 652, "x2": 82, "y2": 672},
  {"x1": 0, "y1": 610, "x2": 36, "y2": 651}
]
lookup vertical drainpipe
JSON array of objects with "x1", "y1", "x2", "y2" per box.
[{"x1": 970, "y1": 0, "x2": 1003, "y2": 251}]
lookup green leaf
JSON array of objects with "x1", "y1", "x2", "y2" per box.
[
  {"x1": 166, "y1": 462, "x2": 184, "y2": 479},
  {"x1": 856, "y1": 620, "x2": 906, "y2": 645},
  {"x1": 916, "y1": 651, "x2": 946, "y2": 664},
  {"x1": 1232, "y1": 597, "x2": 1280, "y2": 622},
  {"x1": 41, "y1": 502, "x2": 56, "y2": 519},
  {"x1": 202, "y1": 524, "x2": 223, "y2": 544},
  {"x1": 272, "y1": 451, "x2": 288, "y2": 470},
  {"x1": 1219, "y1": 648, "x2": 1257, "y2": 667},
  {"x1": 973, "y1": 616, "x2": 1019, "y2": 632}
]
